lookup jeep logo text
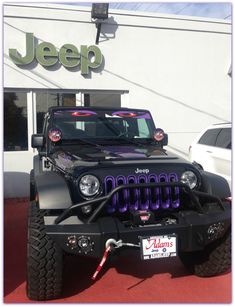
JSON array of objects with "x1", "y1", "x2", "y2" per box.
[
  {"x1": 9, "y1": 33, "x2": 103, "y2": 75},
  {"x1": 135, "y1": 168, "x2": 150, "y2": 174}
]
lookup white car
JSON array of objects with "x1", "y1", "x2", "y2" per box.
[{"x1": 189, "y1": 123, "x2": 231, "y2": 189}]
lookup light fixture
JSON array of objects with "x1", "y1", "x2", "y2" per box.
[
  {"x1": 180, "y1": 171, "x2": 198, "y2": 189},
  {"x1": 91, "y1": 3, "x2": 109, "y2": 45},
  {"x1": 92, "y1": 3, "x2": 109, "y2": 19},
  {"x1": 79, "y1": 174, "x2": 100, "y2": 197}
]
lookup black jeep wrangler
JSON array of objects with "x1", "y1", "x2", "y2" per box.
[{"x1": 27, "y1": 106, "x2": 231, "y2": 300}]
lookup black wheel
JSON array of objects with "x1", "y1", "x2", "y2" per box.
[
  {"x1": 27, "y1": 201, "x2": 63, "y2": 300},
  {"x1": 179, "y1": 231, "x2": 231, "y2": 277}
]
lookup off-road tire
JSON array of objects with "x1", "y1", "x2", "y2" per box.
[
  {"x1": 27, "y1": 201, "x2": 63, "y2": 300},
  {"x1": 179, "y1": 231, "x2": 231, "y2": 277}
]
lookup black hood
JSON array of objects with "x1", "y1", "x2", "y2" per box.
[
  {"x1": 51, "y1": 143, "x2": 186, "y2": 172},
  {"x1": 74, "y1": 143, "x2": 165, "y2": 159}
]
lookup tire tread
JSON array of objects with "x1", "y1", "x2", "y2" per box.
[{"x1": 27, "y1": 202, "x2": 63, "y2": 300}]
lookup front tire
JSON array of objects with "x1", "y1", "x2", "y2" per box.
[
  {"x1": 179, "y1": 231, "x2": 231, "y2": 277},
  {"x1": 27, "y1": 202, "x2": 63, "y2": 300}
]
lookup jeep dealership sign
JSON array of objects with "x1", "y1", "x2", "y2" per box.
[{"x1": 9, "y1": 33, "x2": 103, "y2": 75}]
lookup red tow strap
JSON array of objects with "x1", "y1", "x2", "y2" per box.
[{"x1": 92, "y1": 245, "x2": 112, "y2": 280}]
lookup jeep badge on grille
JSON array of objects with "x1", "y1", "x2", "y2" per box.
[{"x1": 135, "y1": 168, "x2": 150, "y2": 174}]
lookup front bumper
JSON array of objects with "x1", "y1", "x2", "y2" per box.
[{"x1": 45, "y1": 202, "x2": 231, "y2": 258}]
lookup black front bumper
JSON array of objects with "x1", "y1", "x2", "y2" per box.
[{"x1": 45, "y1": 202, "x2": 231, "y2": 258}]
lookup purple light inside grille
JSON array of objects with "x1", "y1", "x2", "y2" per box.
[
  {"x1": 128, "y1": 175, "x2": 139, "y2": 210},
  {"x1": 138, "y1": 175, "x2": 149, "y2": 210},
  {"x1": 148, "y1": 174, "x2": 160, "y2": 210},
  {"x1": 116, "y1": 175, "x2": 128, "y2": 212},
  {"x1": 104, "y1": 172, "x2": 180, "y2": 213},
  {"x1": 169, "y1": 173, "x2": 180, "y2": 208},
  {"x1": 105, "y1": 176, "x2": 116, "y2": 213},
  {"x1": 159, "y1": 174, "x2": 170, "y2": 209}
]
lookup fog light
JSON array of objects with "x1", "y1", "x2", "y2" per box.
[
  {"x1": 207, "y1": 222, "x2": 224, "y2": 240},
  {"x1": 67, "y1": 235, "x2": 77, "y2": 250},
  {"x1": 81, "y1": 205, "x2": 92, "y2": 214},
  {"x1": 78, "y1": 237, "x2": 89, "y2": 248},
  {"x1": 77, "y1": 236, "x2": 94, "y2": 254}
]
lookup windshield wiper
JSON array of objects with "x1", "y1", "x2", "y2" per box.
[
  {"x1": 60, "y1": 138, "x2": 106, "y2": 150},
  {"x1": 49, "y1": 138, "x2": 105, "y2": 156},
  {"x1": 116, "y1": 136, "x2": 148, "y2": 148}
]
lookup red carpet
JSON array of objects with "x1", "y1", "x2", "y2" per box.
[{"x1": 4, "y1": 198, "x2": 232, "y2": 303}]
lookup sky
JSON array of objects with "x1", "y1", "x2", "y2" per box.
[{"x1": 64, "y1": 2, "x2": 232, "y2": 20}]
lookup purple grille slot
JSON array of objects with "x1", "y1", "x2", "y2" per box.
[
  {"x1": 116, "y1": 175, "x2": 128, "y2": 212},
  {"x1": 159, "y1": 174, "x2": 170, "y2": 209},
  {"x1": 138, "y1": 175, "x2": 149, "y2": 210},
  {"x1": 169, "y1": 173, "x2": 180, "y2": 208},
  {"x1": 148, "y1": 174, "x2": 160, "y2": 210},
  {"x1": 127, "y1": 175, "x2": 139, "y2": 210},
  {"x1": 104, "y1": 176, "x2": 116, "y2": 213}
]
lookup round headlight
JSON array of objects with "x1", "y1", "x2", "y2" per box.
[
  {"x1": 79, "y1": 175, "x2": 100, "y2": 197},
  {"x1": 181, "y1": 171, "x2": 197, "y2": 189}
]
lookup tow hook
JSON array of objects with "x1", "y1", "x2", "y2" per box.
[
  {"x1": 105, "y1": 238, "x2": 140, "y2": 249},
  {"x1": 91, "y1": 238, "x2": 140, "y2": 280},
  {"x1": 105, "y1": 238, "x2": 122, "y2": 249}
]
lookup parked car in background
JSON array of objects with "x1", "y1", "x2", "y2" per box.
[{"x1": 189, "y1": 123, "x2": 231, "y2": 188}]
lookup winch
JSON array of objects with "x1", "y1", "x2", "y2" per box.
[{"x1": 92, "y1": 238, "x2": 140, "y2": 280}]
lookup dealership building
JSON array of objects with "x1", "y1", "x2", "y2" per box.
[{"x1": 3, "y1": 3, "x2": 231, "y2": 197}]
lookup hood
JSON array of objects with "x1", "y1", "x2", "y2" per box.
[
  {"x1": 54, "y1": 143, "x2": 165, "y2": 159},
  {"x1": 51, "y1": 143, "x2": 179, "y2": 169}
]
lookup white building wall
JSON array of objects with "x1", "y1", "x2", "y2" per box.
[{"x1": 3, "y1": 3, "x2": 231, "y2": 197}]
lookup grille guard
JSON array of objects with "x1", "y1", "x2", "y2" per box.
[{"x1": 54, "y1": 182, "x2": 225, "y2": 225}]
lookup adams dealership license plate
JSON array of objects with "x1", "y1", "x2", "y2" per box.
[{"x1": 140, "y1": 235, "x2": 177, "y2": 260}]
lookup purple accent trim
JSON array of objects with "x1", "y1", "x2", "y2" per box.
[
  {"x1": 136, "y1": 113, "x2": 151, "y2": 119},
  {"x1": 116, "y1": 175, "x2": 128, "y2": 213},
  {"x1": 54, "y1": 110, "x2": 97, "y2": 116},
  {"x1": 148, "y1": 174, "x2": 160, "y2": 210},
  {"x1": 127, "y1": 175, "x2": 139, "y2": 210},
  {"x1": 112, "y1": 111, "x2": 136, "y2": 116},
  {"x1": 104, "y1": 172, "x2": 181, "y2": 214},
  {"x1": 159, "y1": 174, "x2": 170, "y2": 209},
  {"x1": 72, "y1": 110, "x2": 97, "y2": 115},
  {"x1": 169, "y1": 173, "x2": 180, "y2": 208},
  {"x1": 112, "y1": 111, "x2": 151, "y2": 119},
  {"x1": 138, "y1": 175, "x2": 149, "y2": 210},
  {"x1": 104, "y1": 176, "x2": 116, "y2": 213}
]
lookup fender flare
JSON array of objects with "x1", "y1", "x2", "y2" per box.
[
  {"x1": 200, "y1": 171, "x2": 231, "y2": 199},
  {"x1": 35, "y1": 171, "x2": 72, "y2": 209}
]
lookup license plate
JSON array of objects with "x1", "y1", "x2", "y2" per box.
[{"x1": 140, "y1": 235, "x2": 177, "y2": 260}]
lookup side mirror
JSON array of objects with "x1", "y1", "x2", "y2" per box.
[{"x1": 31, "y1": 134, "x2": 44, "y2": 148}]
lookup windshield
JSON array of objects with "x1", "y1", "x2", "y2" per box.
[{"x1": 51, "y1": 109, "x2": 155, "y2": 142}]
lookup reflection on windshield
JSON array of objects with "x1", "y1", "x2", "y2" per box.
[{"x1": 52, "y1": 109, "x2": 155, "y2": 141}]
